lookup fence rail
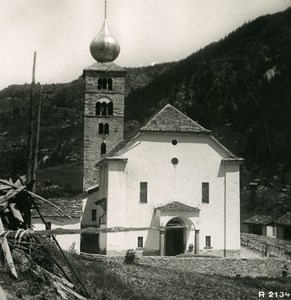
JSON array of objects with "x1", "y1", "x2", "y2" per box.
[{"x1": 0, "y1": 225, "x2": 193, "y2": 239}]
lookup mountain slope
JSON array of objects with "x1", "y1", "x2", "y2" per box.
[
  {"x1": 125, "y1": 7, "x2": 291, "y2": 176},
  {"x1": 0, "y1": 7, "x2": 291, "y2": 214}
]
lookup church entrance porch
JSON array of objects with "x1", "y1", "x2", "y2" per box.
[
  {"x1": 165, "y1": 218, "x2": 185, "y2": 256},
  {"x1": 156, "y1": 201, "x2": 200, "y2": 256}
]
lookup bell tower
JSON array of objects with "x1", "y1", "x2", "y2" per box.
[{"x1": 83, "y1": 1, "x2": 126, "y2": 190}]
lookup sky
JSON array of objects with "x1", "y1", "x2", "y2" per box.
[{"x1": 0, "y1": 0, "x2": 291, "y2": 90}]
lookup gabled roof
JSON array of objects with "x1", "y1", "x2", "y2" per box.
[
  {"x1": 106, "y1": 130, "x2": 140, "y2": 158},
  {"x1": 32, "y1": 195, "x2": 84, "y2": 218},
  {"x1": 156, "y1": 201, "x2": 200, "y2": 212},
  {"x1": 105, "y1": 104, "x2": 241, "y2": 161},
  {"x1": 83, "y1": 62, "x2": 126, "y2": 72},
  {"x1": 243, "y1": 214, "x2": 275, "y2": 225},
  {"x1": 141, "y1": 104, "x2": 211, "y2": 133},
  {"x1": 274, "y1": 212, "x2": 291, "y2": 226}
]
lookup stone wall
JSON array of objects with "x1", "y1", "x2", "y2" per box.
[
  {"x1": 83, "y1": 69, "x2": 125, "y2": 191},
  {"x1": 241, "y1": 233, "x2": 291, "y2": 259}
]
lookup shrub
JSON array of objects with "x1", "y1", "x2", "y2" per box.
[
  {"x1": 124, "y1": 249, "x2": 136, "y2": 264},
  {"x1": 68, "y1": 242, "x2": 78, "y2": 256},
  {"x1": 188, "y1": 243, "x2": 194, "y2": 252}
]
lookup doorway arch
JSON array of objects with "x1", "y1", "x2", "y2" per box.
[{"x1": 165, "y1": 217, "x2": 186, "y2": 256}]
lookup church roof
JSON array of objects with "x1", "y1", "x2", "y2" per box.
[
  {"x1": 106, "y1": 130, "x2": 140, "y2": 158},
  {"x1": 105, "y1": 104, "x2": 240, "y2": 160},
  {"x1": 141, "y1": 104, "x2": 211, "y2": 133},
  {"x1": 243, "y1": 214, "x2": 275, "y2": 225},
  {"x1": 156, "y1": 201, "x2": 200, "y2": 212},
  {"x1": 274, "y1": 212, "x2": 291, "y2": 226},
  {"x1": 83, "y1": 62, "x2": 126, "y2": 73}
]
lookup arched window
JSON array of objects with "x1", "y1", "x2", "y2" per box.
[
  {"x1": 99, "y1": 123, "x2": 104, "y2": 134},
  {"x1": 97, "y1": 78, "x2": 102, "y2": 90},
  {"x1": 96, "y1": 102, "x2": 101, "y2": 115},
  {"x1": 108, "y1": 102, "x2": 113, "y2": 115},
  {"x1": 104, "y1": 123, "x2": 109, "y2": 134},
  {"x1": 108, "y1": 78, "x2": 113, "y2": 90},
  {"x1": 101, "y1": 143, "x2": 106, "y2": 155},
  {"x1": 101, "y1": 102, "x2": 107, "y2": 116},
  {"x1": 102, "y1": 79, "x2": 107, "y2": 90},
  {"x1": 96, "y1": 98, "x2": 112, "y2": 116}
]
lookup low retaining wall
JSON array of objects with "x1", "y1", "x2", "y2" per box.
[{"x1": 241, "y1": 233, "x2": 291, "y2": 259}]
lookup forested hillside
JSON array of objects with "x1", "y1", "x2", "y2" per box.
[{"x1": 0, "y1": 7, "x2": 291, "y2": 216}]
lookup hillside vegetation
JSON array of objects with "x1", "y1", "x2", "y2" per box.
[{"x1": 0, "y1": 7, "x2": 291, "y2": 215}]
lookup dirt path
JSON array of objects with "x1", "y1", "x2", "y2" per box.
[{"x1": 240, "y1": 246, "x2": 262, "y2": 258}]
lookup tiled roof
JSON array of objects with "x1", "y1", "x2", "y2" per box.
[
  {"x1": 141, "y1": 104, "x2": 211, "y2": 133},
  {"x1": 106, "y1": 130, "x2": 140, "y2": 158},
  {"x1": 156, "y1": 201, "x2": 200, "y2": 212},
  {"x1": 243, "y1": 214, "x2": 275, "y2": 225},
  {"x1": 274, "y1": 212, "x2": 291, "y2": 226},
  {"x1": 106, "y1": 104, "x2": 210, "y2": 159},
  {"x1": 83, "y1": 62, "x2": 126, "y2": 72},
  {"x1": 32, "y1": 194, "x2": 84, "y2": 218}
]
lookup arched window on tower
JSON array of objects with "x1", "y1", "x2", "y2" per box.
[
  {"x1": 96, "y1": 102, "x2": 101, "y2": 115},
  {"x1": 102, "y1": 78, "x2": 107, "y2": 90},
  {"x1": 99, "y1": 123, "x2": 104, "y2": 134},
  {"x1": 108, "y1": 78, "x2": 113, "y2": 90},
  {"x1": 101, "y1": 102, "x2": 107, "y2": 116},
  {"x1": 96, "y1": 98, "x2": 113, "y2": 116},
  {"x1": 108, "y1": 102, "x2": 113, "y2": 115},
  {"x1": 101, "y1": 143, "x2": 106, "y2": 155},
  {"x1": 97, "y1": 78, "x2": 102, "y2": 90},
  {"x1": 104, "y1": 123, "x2": 109, "y2": 134}
]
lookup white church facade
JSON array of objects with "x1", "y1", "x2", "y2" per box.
[
  {"x1": 80, "y1": 2, "x2": 243, "y2": 256},
  {"x1": 93, "y1": 104, "x2": 242, "y2": 256}
]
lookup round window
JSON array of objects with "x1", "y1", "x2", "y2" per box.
[
  {"x1": 172, "y1": 139, "x2": 178, "y2": 145},
  {"x1": 171, "y1": 158, "x2": 179, "y2": 165}
]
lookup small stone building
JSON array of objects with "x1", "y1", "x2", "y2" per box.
[
  {"x1": 243, "y1": 214, "x2": 276, "y2": 237},
  {"x1": 274, "y1": 212, "x2": 291, "y2": 241},
  {"x1": 32, "y1": 196, "x2": 83, "y2": 253}
]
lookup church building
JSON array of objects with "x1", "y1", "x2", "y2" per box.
[{"x1": 81, "y1": 2, "x2": 243, "y2": 256}]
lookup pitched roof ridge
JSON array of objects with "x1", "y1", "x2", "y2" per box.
[
  {"x1": 156, "y1": 201, "x2": 200, "y2": 211},
  {"x1": 243, "y1": 214, "x2": 275, "y2": 225},
  {"x1": 165, "y1": 104, "x2": 204, "y2": 128},
  {"x1": 141, "y1": 103, "x2": 210, "y2": 133}
]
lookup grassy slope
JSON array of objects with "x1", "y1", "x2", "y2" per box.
[
  {"x1": 1, "y1": 245, "x2": 290, "y2": 299},
  {"x1": 37, "y1": 162, "x2": 83, "y2": 191},
  {"x1": 73, "y1": 256, "x2": 291, "y2": 300}
]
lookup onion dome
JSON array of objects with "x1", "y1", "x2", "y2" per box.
[{"x1": 90, "y1": 20, "x2": 120, "y2": 63}]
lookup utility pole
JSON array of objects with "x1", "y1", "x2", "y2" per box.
[
  {"x1": 26, "y1": 52, "x2": 37, "y2": 235},
  {"x1": 31, "y1": 86, "x2": 42, "y2": 193},
  {"x1": 27, "y1": 51, "x2": 37, "y2": 186}
]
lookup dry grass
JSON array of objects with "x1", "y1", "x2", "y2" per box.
[{"x1": 71, "y1": 255, "x2": 291, "y2": 300}]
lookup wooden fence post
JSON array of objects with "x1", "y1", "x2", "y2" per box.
[{"x1": 0, "y1": 218, "x2": 18, "y2": 278}]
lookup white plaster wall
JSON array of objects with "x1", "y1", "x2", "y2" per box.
[
  {"x1": 81, "y1": 191, "x2": 104, "y2": 227},
  {"x1": 104, "y1": 132, "x2": 241, "y2": 253},
  {"x1": 99, "y1": 224, "x2": 107, "y2": 252},
  {"x1": 266, "y1": 225, "x2": 276, "y2": 238},
  {"x1": 32, "y1": 217, "x2": 81, "y2": 253},
  {"x1": 225, "y1": 163, "x2": 241, "y2": 250}
]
